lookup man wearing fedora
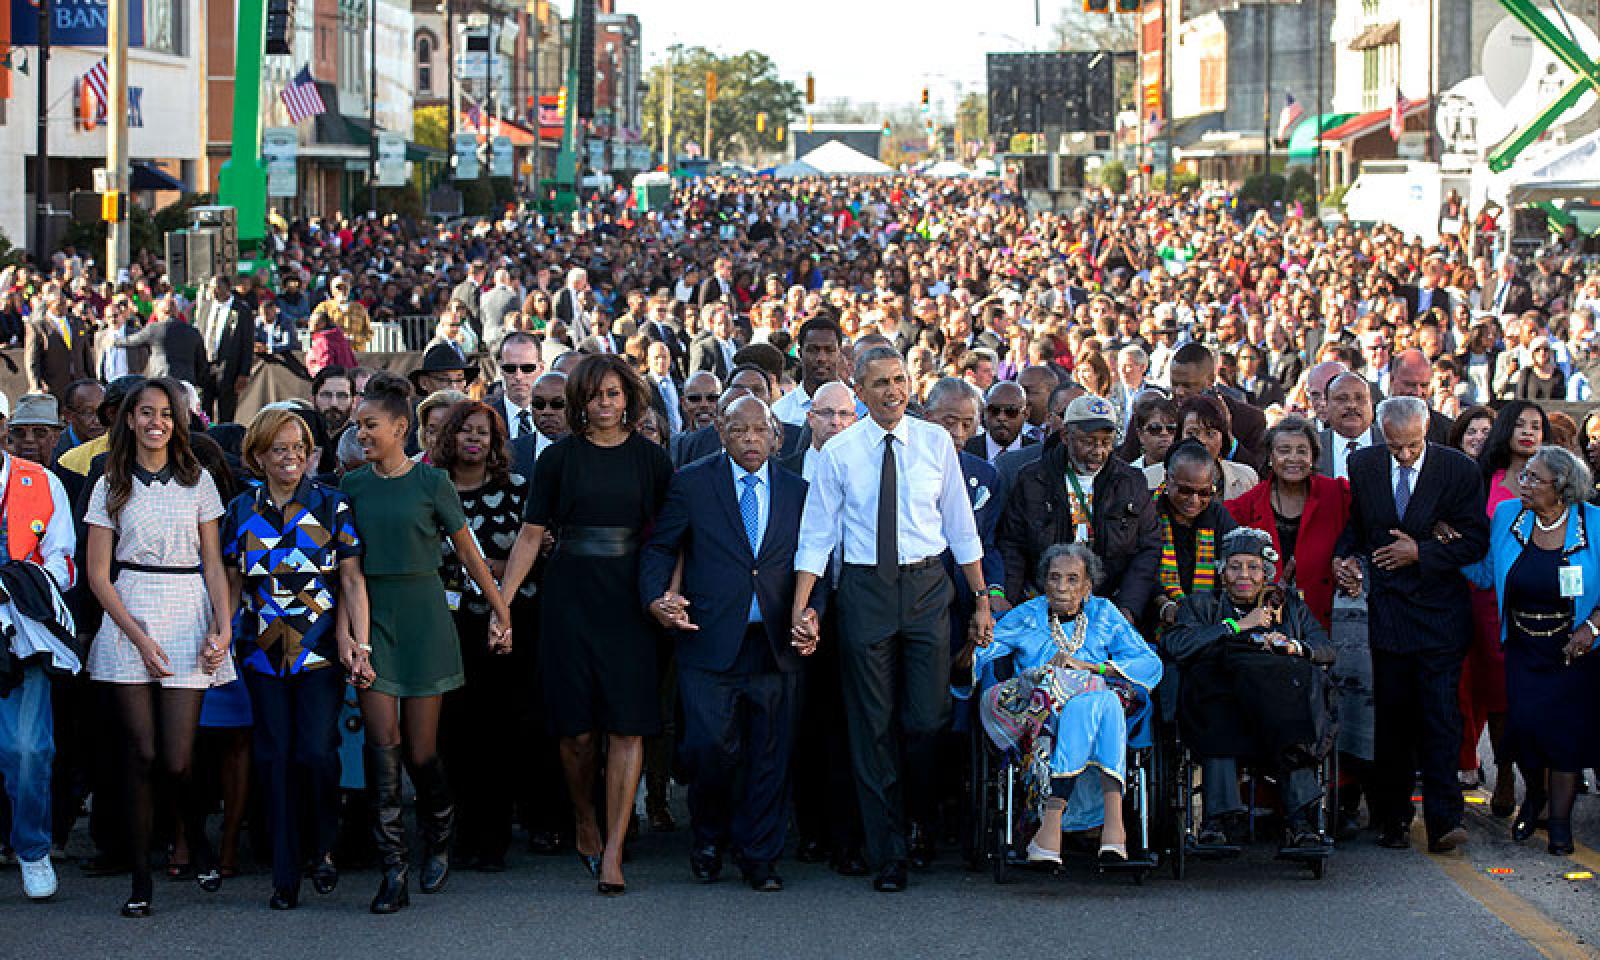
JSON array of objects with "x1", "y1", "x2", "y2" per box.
[
  {"x1": 409, "y1": 343, "x2": 478, "y2": 397},
  {"x1": 7, "y1": 396, "x2": 65, "y2": 472}
]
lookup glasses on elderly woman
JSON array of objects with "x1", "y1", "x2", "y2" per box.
[{"x1": 1518, "y1": 469, "x2": 1551, "y2": 489}]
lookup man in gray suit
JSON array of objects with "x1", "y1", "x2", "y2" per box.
[
  {"x1": 1317, "y1": 372, "x2": 1383, "y2": 481},
  {"x1": 117, "y1": 296, "x2": 209, "y2": 386},
  {"x1": 478, "y1": 267, "x2": 521, "y2": 353}
]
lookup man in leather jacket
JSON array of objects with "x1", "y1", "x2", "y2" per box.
[{"x1": 997, "y1": 394, "x2": 1159, "y2": 623}]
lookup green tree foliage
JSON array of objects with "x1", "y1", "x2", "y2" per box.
[
  {"x1": 414, "y1": 105, "x2": 450, "y2": 150},
  {"x1": 641, "y1": 48, "x2": 802, "y2": 162},
  {"x1": 1097, "y1": 160, "x2": 1128, "y2": 193}
]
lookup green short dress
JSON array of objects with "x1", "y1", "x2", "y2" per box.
[{"x1": 342, "y1": 462, "x2": 469, "y2": 697}]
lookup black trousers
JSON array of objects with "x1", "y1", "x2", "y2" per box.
[
  {"x1": 243, "y1": 665, "x2": 344, "y2": 894},
  {"x1": 442, "y1": 608, "x2": 532, "y2": 861},
  {"x1": 792, "y1": 609, "x2": 862, "y2": 855},
  {"x1": 1370, "y1": 647, "x2": 1466, "y2": 839},
  {"x1": 678, "y1": 633, "x2": 799, "y2": 866},
  {"x1": 836, "y1": 562, "x2": 953, "y2": 869}
]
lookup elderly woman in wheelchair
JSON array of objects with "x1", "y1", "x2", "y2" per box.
[
  {"x1": 964, "y1": 543, "x2": 1162, "y2": 866},
  {"x1": 1162, "y1": 527, "x2": 1336, "y2": 853}
]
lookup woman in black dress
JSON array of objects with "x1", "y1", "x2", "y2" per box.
[
  {"x1": 432, "y1": 400, "x2": 537, "y2": 872},
  {"x1": 501, "y1": 354, "x2": 673, "y2": 895}
]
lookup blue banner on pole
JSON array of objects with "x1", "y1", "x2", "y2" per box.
[{"x1": 11, "y1": 0, "x2": 147, "y2": 47}]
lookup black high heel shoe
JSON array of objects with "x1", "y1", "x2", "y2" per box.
[
  {"x1": 195, "y1": 869, "x2": 223, "y2": 893},
  {"x1": 1547, "y1": 819, "x2": 1575, "y2": 856},
  {"x1": 1512, "y1": 795, "x2": 1547, "y2": 843},
  {"x1": 597, "y1": 880, "x2": 626, "y2": 895},
  {"x1": 120, "y1": 899, "x2": 152, "y2": 918}
]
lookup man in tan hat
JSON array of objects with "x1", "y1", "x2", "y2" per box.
[{"x1": 6, "y1": 395, "x2": 64, "y2": 471}]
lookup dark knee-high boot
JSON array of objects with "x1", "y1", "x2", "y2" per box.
[
  {"x1": 415, "y1": 756, "x2": 455, "y2": 894},
  {"x1": 365, "y1": 745, "x2": 409, "y2": 914}
]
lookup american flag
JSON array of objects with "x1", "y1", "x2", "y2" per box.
[
  {"x1": 1275, "y1": 91, "x2": 1305, "y2": 142},
  {"x1": 1389, "y1": 87, "x2": 1409, "y2": 141},
  {"x1": 279, "y1": 66, "x2": 326, "y2": 123},
  {"x1": 83, "y1": 58, "x2": 109, "y2": 114}
]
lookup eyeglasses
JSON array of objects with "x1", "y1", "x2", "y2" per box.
[
  {"x1": 267, "y1": 443, "x2": 309, "y2": 459},
  {"x1": 529, "y1": 397, "x2": 566, "y2": 411},
  {"x1": 500, "y1": 363, "x2": 540, "y2": 374},
  {"x1": 812, "y1": 408, "x2": 854, "y2": 421},
  {"x1": 1170, "y1": 483, "x2": 1217, "y2": 500},
  {"x1": 986, "y1": 404, "x2": 1024, "y2": 418},
  {"x1": 1518, "y1": 470, "x2": 1550, "y2": 488},
  {"x1": 1142, "y1": 422, "x2": 1177, "y2": 435},
  {"x1": 685, "y1": 393, "x2": 718, "y2": 404}
]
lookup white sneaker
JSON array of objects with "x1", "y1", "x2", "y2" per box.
[{"x1": 20, "y1": 857, "x2": 57, "y2": 900}]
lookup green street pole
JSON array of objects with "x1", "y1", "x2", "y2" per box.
[
  {"x1": 1485, "y1": 0, "x2": 1600, "y2": 172},
  {"x1": 217, "y1": 0, "x2": 269, "y2": 251}
]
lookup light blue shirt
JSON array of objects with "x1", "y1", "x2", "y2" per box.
[
  {"x1": 733, "y1": 458, "x2": 770, "y2": 622},
  {"x1": 795, "y1": 414, "x2": 983, "y2": 576}
]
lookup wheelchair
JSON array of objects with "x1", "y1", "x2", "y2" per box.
[
  {"x1": 1157, "y1": 721, "x2": 1338, "y2": 881},
  {"x1": 965, "y1": 661, "x2": 1165, "y2": 885}
]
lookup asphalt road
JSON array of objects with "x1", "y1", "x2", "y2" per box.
[{"x1": 2, "y1": 769, "x2": 1597, "y2": 960}]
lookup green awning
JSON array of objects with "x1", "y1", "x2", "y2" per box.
[{"x1": 1288, "y1": 113, "x2": 1355, "y2": 160}]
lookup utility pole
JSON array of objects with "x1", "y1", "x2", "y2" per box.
[
  {"x1": 530, "y1": 6, "x2": 540, "y2": 192},
  {"x1": 1261, "y1": 0, "x2": 1273, "y2": 179},
  {"x1": 32, "y1": 0, "x2": 50, "y2": 264},
  {"x1": 367, "y1": 0, "x2": 378, "y2": 213},
  {"x1": 445, "y1": 0, "x2": 455, "y2": 169},
  {"x1": 703, "y1": 73, "x2": 712, "y2": 162},
  {"x1": 1162, "y1": 0, "x2": 1172, "y2": 188},
  {"x1": 107, "y1": 0, "x2": 130, "y2": 275},
  {"x1": 1314, "y1": 0, "x2": 1324, "y2": 202}
]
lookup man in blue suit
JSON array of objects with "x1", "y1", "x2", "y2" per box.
[
  {"x1": 640, "y1": 395, "x2": 817, "y2": 893},
  {"x1": 1334, "y1": 396, "x2": 1488, "y2": 853}
]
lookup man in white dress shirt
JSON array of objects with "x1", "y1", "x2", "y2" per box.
[
  {"x1": 785, "y1": 381, "x2": 857, "y2": 480},
  {"x1": 494, "y1": 332, "x2": 544, "y2": 443},
  {"x1": 791, "y1": 345, "x2": 992, "y2": 893}
]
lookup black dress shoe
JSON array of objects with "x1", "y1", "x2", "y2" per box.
[
  {"x1": 311, "y1": 858, "x2": 339, "y2": 895},
  {"x1": 120, "y1": 899, "x2": 151, "y2": 918},
  {"x1": 795, "y1": 839, "x2": 828, "y2": 863},
  {"x1": 743, "y1": 864, "x2": 783, "y2": 892},
  {"x1": 1428, "y1": 826, "x2": 1469, "y2": 853},
  {"x1": 269, "y1": 889, "x2": 300, "y2": 910},
  {"x1": 873, "y1": 861, "x2": 908, "y2": 893},
  {"x1": 1513, "y1": 794, "x2": 1548, "y2": 843},
  {"x1": 908, "y1": 824, "x2": 934, "y2": 870},
  {"x1": 690, "y1": 846, "x2": 723, "y2": 883},
  {"x1": 196, "y1": 869, "x2": 223, "y2": 893},
  {"x1": 1377, "y1": 824, "x2": 1411, "y2": 849},
  {"x1": 1548, "y1": 819, "x2": 1575, "y2": 856},
  {"x1": 831, "y1": 850, "x2": 869, "y2": 877}
]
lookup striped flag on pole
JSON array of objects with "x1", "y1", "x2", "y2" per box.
[
  {"x1": 83, "y1": 57, "x2": 109, "y2": 114},
  {"x1": 1275, "y1": 91, "x2": 1305, "y2": 142},
  {"x1": 279, "y1": 66, "x2": 327, "y2": 123},
  {"x1": 1389, "y1": 87, "x2": 1409, "y2": 141}
]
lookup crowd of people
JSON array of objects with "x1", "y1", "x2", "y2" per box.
[{"x1": 0, "y1": 174, "x2": 1598, "y2": 916}]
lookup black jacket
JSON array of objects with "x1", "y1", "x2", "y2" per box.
[{"x1": 996, "y1": 436, "x2": 1159, "y2": 615}]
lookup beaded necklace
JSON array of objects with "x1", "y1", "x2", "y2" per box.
[{"x1": 1159, "y1": 513, "x2": 1215, "y2": 599}]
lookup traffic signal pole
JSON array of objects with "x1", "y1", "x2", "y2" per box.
[{"x1": 216, "y1": 0, "x2": 269, "y2": 250}]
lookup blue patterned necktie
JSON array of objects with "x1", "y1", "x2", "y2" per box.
[
  {"x1": 1394, "y1": 464, "x2": 1412, "y2": 518},
  {"x1": 740, "y1": 473, "x2": 761, "y2": 554}
]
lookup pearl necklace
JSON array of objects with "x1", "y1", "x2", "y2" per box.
[{"x1": 1534, "y1": 508, "x2": 1569, "y2": 533}]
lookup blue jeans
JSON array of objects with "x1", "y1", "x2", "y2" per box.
[{"x1": 0, "y1": 665, "x2": 54, "y2": 861}]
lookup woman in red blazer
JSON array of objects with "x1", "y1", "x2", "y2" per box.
[{"x1": 1225, "y1": 416, "x2": 1351, "y2": 629}]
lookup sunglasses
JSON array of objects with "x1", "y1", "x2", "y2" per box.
[
  {"x1": 529, "y1": 397, "x2": 566, "y2": 411},
  {"x1": 1142, "y1": 422, "x2": 1177, "y2": 435},
  {"x1": 501, "y1": 363, "x2": 540, "y2": 374},
  {"x1": 986, "y1": 404, "x2": 1024, "y2": 418},
  {"x1": 685, "y1": 393, "x2": 718, "y2": 404},
  {"x1": 1171, "y1": 483, "x2": 1216, "y2": 500}
]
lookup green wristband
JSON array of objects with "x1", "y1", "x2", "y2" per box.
[{"x1": 1223, "y1": 618, "x2": 1239, "y2": 635}]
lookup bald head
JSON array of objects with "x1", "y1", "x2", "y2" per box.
[
  {"x1": 812, "y1": 381, "x2": 854, "y2": 411},
  {"x1": 1389, "y1": 348, "x2": 1432, "y2": 399}
]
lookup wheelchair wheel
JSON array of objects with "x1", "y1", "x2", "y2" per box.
[{"x1": 991, "y1": 761, "x2": 1015, "y2": 885}]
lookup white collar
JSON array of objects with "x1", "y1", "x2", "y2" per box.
[
  {"x1": 1394, "y1": 445, "x2": 1426, "y2": 476},
  {"x1": 731, "y1": 457, "x2": 771, "y2": 489}
]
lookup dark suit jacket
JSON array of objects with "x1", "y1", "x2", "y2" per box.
[
  {"x1": 639, "y1": 454, "x2": 818, "y2": 673},
  {"x1": 1220, "y1": 391, "x2": 1267, "y2": 473},
  {"x1": 195, "y1": 296, "x2": 257, "y2": 384},
  {"x1": 1335, "y1": 443, "x2": 1488, "y2": 654},
  {"x1": 24, "y1": 314, "x2": 93, "y2": 399},
  {"x1": 647, "y1": 375, "x2": 684, "y2": 434},
  {"x1": 120, "y1": 318, "x2": 208, "y2": 384},
  {"x1": 695, "y1": 276, "x2": 737, "y2": 311},
  {"x1": 688, "y1": 332, "x2": 732, "y2": 380},
  {"x1": 674, "y1": 421, "x2": 804, "y2": 468},
  {"x1": 93, "y1": 324, "x2": 149, "y2": 379},
  {"x1": 641, "y1": 320, "x2": 688, "y2": 378},
  {"x1": 577, "y1": 332, "x2": 623, "y2": 355},
  {"x1": 961, "y1": 432, "x2": 1038, "y2": 463}
]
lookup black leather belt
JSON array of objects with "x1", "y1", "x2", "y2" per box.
[
  {"x1": 556, "y1": 526, "x2": 639, "y2": 558},
  {"x1": 844, "y1": 556, "x2": 940, "y2": 572},
  {"x1": 121, "y1": 562, "x2": 203, "y2": 575}
]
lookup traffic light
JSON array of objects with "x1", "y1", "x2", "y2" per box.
[
  {"x1": 806, "y1": 114, "x2": 813, "y2": 133},
  {"x1": 101, "y1": 191, "x2": 126, "y2": 223},
  {"x1": 756, "y1": 112, "x2": 766, "y2": 134},
  {"x1": 805, "y1": 73, "x2": 815, "y2": 105},
  {"x1": 1083, "y1": 0, "x2": 1111, "y2": 10},
  {"x1": 556, "y1": 86, "x2": 568, "y2": 116},
  {"x1": 776, "y1": 126, "x2": 785, "y2": 143},
  {"x1": 705, "y1": 71, "x2": 718, "y2": 101},
  {"x1": 921, "y1": 87, "x2": 929, "y2": 110}
]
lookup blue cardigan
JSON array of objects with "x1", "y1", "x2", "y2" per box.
[{"x1": 1464, "y1": 499, "x2": 1600, "y2": 649}]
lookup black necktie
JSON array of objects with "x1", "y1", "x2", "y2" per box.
[
  {"x1": 876, "y1": 434, "x2": 899, "y2": 584},
  {"x1": 517, "y1": 410, "x2": 533, "y2": 438}
]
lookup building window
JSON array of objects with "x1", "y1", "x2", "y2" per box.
[
  {"x1": 1361, "y1": 0, "x2": 1381, "y2": 17},
  {"x1": 144, "y1": 0, "x2": 182, "y2": 55},
  {"x1": 417, "y1": 33, "x2": 433, "y2": 94}
]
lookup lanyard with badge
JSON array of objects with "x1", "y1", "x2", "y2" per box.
[{"x1": 1064, "y1": 469, "x2": 1093, "y2": 545}]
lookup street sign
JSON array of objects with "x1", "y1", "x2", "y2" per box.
[
  {"x1": 490, "y1": 135, "x2": 513, "y2": 178},
  {"x1": 453, "y1": 133, "x2": 480, "y2": 180},
  {"x1": 262, "y1": 128, "x2": 299, "y2": 198},
  {"x1": 377, "y1": 132, "x2": 407, "y2": 187}
]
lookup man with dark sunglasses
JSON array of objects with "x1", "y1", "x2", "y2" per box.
[
  {"x1": 526, "y1": 372, "x2": 569, "y2": 462},
  {"x1": 963, "y1": 381, "x2": 1035, "y2": 463}
]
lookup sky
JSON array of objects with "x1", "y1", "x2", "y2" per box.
[{"x1": 632, "y1": 0, "x2": 1071, "y2": 117}]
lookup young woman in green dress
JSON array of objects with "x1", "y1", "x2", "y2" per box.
[{"x1": 340, "y1": 372, "x2": 512, "y2": 914}]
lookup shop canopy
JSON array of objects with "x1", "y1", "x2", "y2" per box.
[
  {"x1": 1286, "y1": 113, "x2": 1355, "y2": 162},
  {"x1": 1501, "y1": 127, "x2": 1600, "y2": 206}
]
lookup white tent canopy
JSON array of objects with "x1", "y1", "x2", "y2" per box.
[
  {"x1": 771, "y1": 160, "x2": 821, "y2": 179},
  {"x1": 797, "y1": 140, "x2": 893, "y2": 176},
  {"x1": 1499, "y1": 128, "x2": 1600, "y2": 206},
  {"x1": 921, "y1": 160, "x2": 972, "y2": 178}
]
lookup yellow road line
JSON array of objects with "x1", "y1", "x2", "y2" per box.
[
  {"x1": 1570, "y1": 844, "x2": 1600, "y2": 875},
  {"x1": 1463, "y1": 788, "x2": 1600, "y2": 877},
  {"x1": 1415, "y1": 822, "x2": 1599, "y2": 959}
]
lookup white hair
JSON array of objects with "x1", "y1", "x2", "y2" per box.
[{"x1": 1375, "y1": 395, "x2": 1429, "y2": 432}]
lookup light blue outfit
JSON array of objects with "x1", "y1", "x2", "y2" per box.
[
  {"x1": 962, "y1": 595, "x2": 1161, "y2": 828},
  {"x1": 1464, "y1": 500, "x2": 1600, "y2": 646}
]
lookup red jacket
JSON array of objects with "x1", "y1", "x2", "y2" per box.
[{"x1": 1226, "y1": 472, "x2": 1351, "y2": 629}]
